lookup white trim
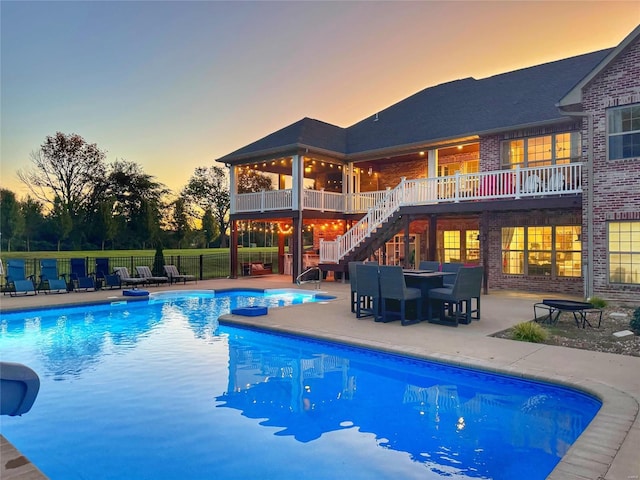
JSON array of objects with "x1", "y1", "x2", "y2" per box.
[{"x1": 558, "y1": 25, "x2": 640, "y2": 107}]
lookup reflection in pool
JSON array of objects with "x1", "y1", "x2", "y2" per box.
[{"x1": 0, "y1": 290, "x2": 600, "y2": 479}]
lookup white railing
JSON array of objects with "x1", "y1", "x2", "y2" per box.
[
  {"x1": 319, "y1": 163, "x2": 582, "y2": 263},
  {"x1": 303, "y1": 189, "x2": 344, "y2": 212},
  {"x1": 346, "y1": 191, "x2": 389, "y2": 213},
  {"x1": 235, "y1": 189, "x2": 293, "y2": 212}
]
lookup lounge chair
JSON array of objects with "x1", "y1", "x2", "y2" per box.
[
  {"x1": 378, "y1": 265, "x2": 422, "y2": 325},
  {"x1": 354, "y1": 263, "x2": 380, "y2": 320},
  {"x1": 135, "y1": 266, "x2": 169, "y2": 286},
  {"x1": 95, "y1": 258, "x2": 121, "y2": 289},
  {"x1": 163, "y1": 265, "x2": 196, "y2": 284},
  {"x1": 70, "y1": 258, "x2": 96, "y2": 291},
  {"x1": 38, "y1": 259, "x2": 68, "y2": 294},
  {"x1": 418, "y1": 260, "x2": 440, "y2": 272},
  {"x1": 4, "y1": 259, "x2": 37, "y2": 296},
  {"x1": 429, "y1": 266, "x2": 484, "y2": 326},
  {"x1": 113, "y1": 267, "x2": 146, "y2": 287}
]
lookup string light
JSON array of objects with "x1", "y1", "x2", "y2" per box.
[{"x1": 278, "y1": 223, "x2": 293, "y2": 235}]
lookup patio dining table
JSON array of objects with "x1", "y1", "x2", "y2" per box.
[{"x1": 403, "y1": 271, "x2": 455, "y2": 322}]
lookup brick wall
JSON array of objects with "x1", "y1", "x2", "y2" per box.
[
  {"x1": 582, "y1": 35, "x2": 640, "y2": 303},
  {"x1": 378, "y1": 159, "x2": 426, "y2": 189},
  {"x1": 479, "y1": 135, "x2": 501, "y2": 171}
]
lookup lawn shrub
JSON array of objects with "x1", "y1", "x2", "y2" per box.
[
  {"x1": 511, "y1": 321, "x2": 549, "y2": 343},
  {"x1": 587, "y1": 296, "x2": 607, "y2": 308},
  {"x1": 630, "y1": 307, "x2": 640, "y2": 335}
]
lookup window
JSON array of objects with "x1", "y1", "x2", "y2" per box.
[
  {"x1": 527, "y1": 226, "x2": 552, "y2": 276},
  {"x1": 555, "y1": 226, "x2": 582, "y2": 277},
  {"x1": 465, "y1": 230, "x2": 480, "y2": 262},
  {"x1": 501, "y1": 226, "x2": 581, "y2": 277},
  {"x1": 608, "y1": 221, "x2": 640, "y2": 284},
  {"x1": 608, "y1": 104, "x2": 640, "y2": 160},
  {"x1": 501, "y1": 132, "x2": 581, "y2": 168},
  {"x1": 443, "y1": 230, "x2": 461, "y2": 262},
  {"x1": 502, "y1": 227, "x2": 524, "y2": 274}
]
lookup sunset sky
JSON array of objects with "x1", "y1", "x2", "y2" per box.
[{"x1": 1, "y1": 1, "x2": 638, "y2": 198}]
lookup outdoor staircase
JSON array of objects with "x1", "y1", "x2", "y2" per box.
[{"x1": 320, "y1": 178, "x2": 410, "y2": 265}]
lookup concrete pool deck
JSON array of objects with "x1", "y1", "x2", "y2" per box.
[{"x1": 1, "y1": 276, "x2": 638, "y2": 480}]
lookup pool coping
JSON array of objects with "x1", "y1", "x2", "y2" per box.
[{"x1": 1, "y1": 278, "x2": 639, "y2": 480}]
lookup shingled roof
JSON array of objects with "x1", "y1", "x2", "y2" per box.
[
  {"x1": 217, "y1": 118, "x2": 347, "y2": 164},
  {"x1": 217, "y1": 48, "x2": 613, "y2": 164}
]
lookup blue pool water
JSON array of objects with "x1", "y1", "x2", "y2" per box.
[{"x1": 1, "y1": 290, "x2": 600, "y2": 479}]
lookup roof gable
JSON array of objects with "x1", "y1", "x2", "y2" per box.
[{"x1": 559, "y1": 24, "x2": 640, "y2": 107}]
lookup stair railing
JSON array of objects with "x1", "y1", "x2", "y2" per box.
[{"x1": 321, "y1": 178, "x2": 408, "y2": 263}]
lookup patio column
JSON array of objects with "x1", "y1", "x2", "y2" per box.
[
  {"x1": 428, "y1": 215, "x2": 437, "y2": 261},
  {"x1": 480, "y1": 211, "x2": 489, "y2": 294},
  {"x1": 230, "y1": 220, "x2": 239, "y2": 279},
  {"x1": 428, "y1": 149, "x2": 438, "y2": 178},
  {"x1": 403, "y1": 215, "x2": 411, "y2": 268},
  {"x1": 229, "y1": 165, "x2": 237, "y2": 215},
  {"x1": 292, "y1": 215, "x2": 302, "y2": 282},
  {"x1": 292, "y1": 154, "x2": 303, "y2": 211}
]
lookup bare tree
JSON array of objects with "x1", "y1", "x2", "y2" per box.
[{"x1": 18, "y1": 132, "x2": 107, "y2": 219}]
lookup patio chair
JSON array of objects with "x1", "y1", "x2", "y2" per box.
[
  {"x1": 348, "y1": 261, "x2": 363, "y2": 313},
  {"x1": 468, "y1": 266, "x2": 483, "y2": 320},
  {"x1": 429, "y1": 266, "x2": 484, "y2": 326},
  {"x1": 95, "y1": 258, "x2": 122, "y2": 289},
  {"x1": 523, "y1": 174, "x2": 541, "y2": 194},
  {"x1": 163, "y1": 265, "x2": 196, "y2": 284},
  {"x1": 70, "y1": 258, "x2": 96, "y2": 291},
  {"x1": 354, "y1": 263, "x2": 380, "y2": 320},
  {"x1": 113, "y1": 267, "x2": 146, "y2": 288},
  {"x1": 546, "y1": 172, "x2": 565, "y2": 192},
  {"x1": 135, "y1": 266, "x2": 169, "y2": 286},
  {"x1": 418, "y1": 260, "x2": 440, "y2": 271},
  {"x1": 4, "y1": 259, "x2": 37, "y2": 296},
  {"x1": 37, "y1": 259, "x2": 69, "y2": 294},
  {"x1": 378, "y1": 265, "x2": 422, "y2": 325},
  {"x1": 441, "y1": 262, "x2": 464, "y2": 287}
]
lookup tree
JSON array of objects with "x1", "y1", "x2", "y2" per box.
[
  {"x1": 0, "y1": 189, "x2": 24, "y2": 251},
  {"x1": 93, "y1": 200, "x2": 118, "y2": 250},
  {"x1": 169, "y1": 198, "x2": 191, "y2": 249},
  {"x1": 106, "y1": 160, "x2": 169, "y2": 248},
  {"x1": 20, "y1": 196, "x2": 44, "y2": 252},
  {"x1": 18, "y1": 132, "x2": 107, "y2": 219},
  {"x1": 237, "y1": 169, "x2": 273, "y2": 194},
  {"x1": 152, "y1": 243, "x2": 165, "y2": 277},
  {"x1": 48, "y1": 197, "x2": 73, "y2": 251},
  {"x1": 201, "y1": 208, "x2": 218, "y2": 248},
  {"x1": 182, "y1": 166, "x2": 230, "y2": 247}
]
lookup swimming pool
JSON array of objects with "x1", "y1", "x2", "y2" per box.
[{"x1": 1, "y1": 289, "x2": 600, "y2": 479}]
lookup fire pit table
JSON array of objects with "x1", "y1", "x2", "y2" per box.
[{"x1": 534, "y1": 299, "x2": 602, "y2": 329}]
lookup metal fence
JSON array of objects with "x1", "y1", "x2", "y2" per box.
[{"x1": 5, "y1": 250, "x2": 285, "y2": 282}]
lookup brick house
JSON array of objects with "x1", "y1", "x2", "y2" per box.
[{"x1": 217, "y1": 25, "x2": 640, "y2": 303}]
